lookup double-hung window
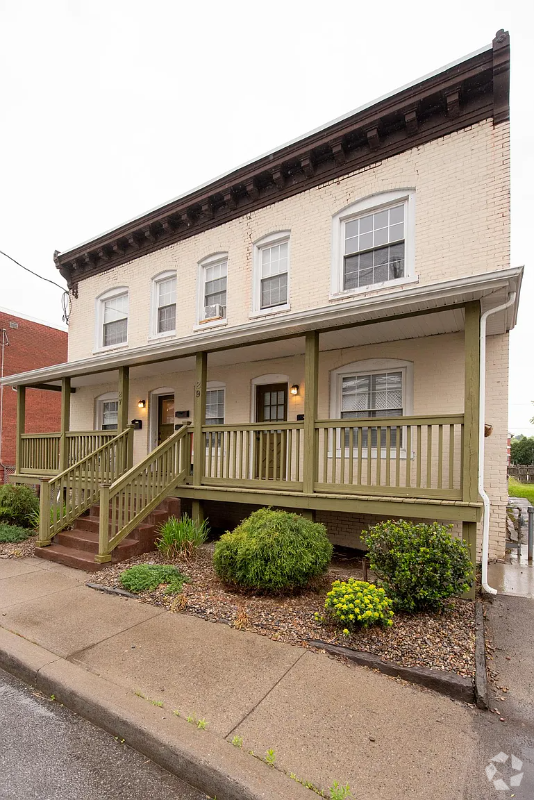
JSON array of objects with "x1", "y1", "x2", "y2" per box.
[
  {"x1": 341, "y1": 371, "x2": 403, "y2": 448},
  {"x1": 203, "y1": 261, "x2": 227, "y2": 318},
  {"x1": 205, "y1": 385, "x2": 225, "y2": 449},
  {"x1": 156, "y1": 275, "x2": 176, "y2": 333},
  {"x1": 98, "y1": 290, "x2": 128, "y2": 349},
  {"x1": 252, "y1": 233, "x2": 290, "y2": 314},
  {"x1": 101, "y1": 400, "x2": 119, "y2": 430},
  {"x1": 332, "y1": 191, "x2": 415, "y2": 297}
]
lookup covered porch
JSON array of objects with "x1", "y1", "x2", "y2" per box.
[{"x1": 3, "y1": 268, "x2": 521, "y2": 571}]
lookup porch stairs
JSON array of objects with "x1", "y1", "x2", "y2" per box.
[{"x1": 34, "y1": 497, "x2": 182, "y2": 572}]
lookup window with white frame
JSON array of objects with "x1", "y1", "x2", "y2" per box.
[
  {"x1": 156, "y1": 274, "x2": 176, "y2": 333},
  {"x1": 96, "y1": 393, "x2": 119, "y2": 431},
  {"x1": 205, "y1": 388, "x2": 225, "y2": 425},
  {"x1": 97, "y1": 289, "x2": 129, "y2": 349},
  {"x1": 252, "y1": 233, "x2": 290, "y2": 314},
  {"x1": 202, "y1": 260, "x2": 227, "y2": 320},
  {"x1": 331, "y1": 191, "x2": 415, "y2": 297},
  {"x1": 341, "y1": 371, "x2": 403, "y2": 448}
]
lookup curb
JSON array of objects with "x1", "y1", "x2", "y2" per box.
[
  {"x1": 474, "y1": 600, "x2": 489, "y2": 709},
  {"x1": 0, "y1": 627, "x2": 310, "y2": 800},
  {"x1": 308, "y1": 639, "x2": 475, "y2": 703}
]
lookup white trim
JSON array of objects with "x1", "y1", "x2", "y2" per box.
[
  {"x1": 197, "y1": 252, "x2": 228, "y2": 327},
  {"x1": 149, "y1": 270, "x2": 177, "y2": 340},
  {"x1": 3, "y1": 267, "x2": 522, "y2": 388},
  {"x1": 330, "y1": 189, "x2": 417, "y2": 299},
  {"x1": 329, "y1": 358, "x2": 414, "y2": 458},
  {"x1": 95, "y1": 391, "x2": 119, "y2": 431},
  {"x1": 94, "y1": 286, "x2": 129, "y2": 353},
  {"x1": 0, "y1": 306, "x2": 68, "y2": 332},
  {"x1": 250, "y1": 374, "x2": 290, "y2": 423},
  {"x1": 148, "y1": 386, "x2": 175, "y2": 452},
  {"x1": 206, "y1": 381, "x2": 226, "y2": 423},
  {"x1": 252, "y1": 231, "x2": 291, "y2": 315}
]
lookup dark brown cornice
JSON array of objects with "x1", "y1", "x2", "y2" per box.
[{"x1": 56, "y1": 31, "x2": 510, "y2": 293}]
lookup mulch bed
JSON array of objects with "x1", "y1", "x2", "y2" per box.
[
  {"x1": 0, "y1": 535, "x2": 37, "y2": 559},
  {"x1": 92, "y1": 543, "x2": 476, "y2": 679}
]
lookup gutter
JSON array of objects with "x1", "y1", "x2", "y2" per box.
[{"x1": 479, "y1": 292, "x2": 516, "y2": 595}]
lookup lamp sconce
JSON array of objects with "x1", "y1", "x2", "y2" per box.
[
  {"x1": 290, "y1": 384, "x2": 299, "y2": 396},
  {"x1": 138, "y1": 400, "x2": 146, "y2": 409},
  {"x1": 484, "y1": 423, "x2": 493, "y2": 438}
]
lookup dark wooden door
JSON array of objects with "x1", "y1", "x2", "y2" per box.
[
  {"x1": 255, "y1": 384, "x2": 287, "y2": 480},
  {"x1": 158, "y1": 395, "x2": 174, "y2": 444}
]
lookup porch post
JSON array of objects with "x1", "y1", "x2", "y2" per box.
[
  {"x1": 15, "y1": 386, "x2": 25, "y2": 474},
  {"x1": 59, "y1": 377, "x2": 71, "y2": 472},
  {"x1": 118, "y1": 366, "x2": 130, "y2": 433},
  {"x1": 193, "y1": 352, "x2": 207, "y2": 489},
  {"x1": 463, "y1": 300, "x2": 481, "y2": 598},
  {"x1": 303, "y1": 331, "x2": 319, "y2": 495}
]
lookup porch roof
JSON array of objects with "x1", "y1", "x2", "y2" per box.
[{"x1": 2, "y1": 266, "x2": 522, "y2": 389}]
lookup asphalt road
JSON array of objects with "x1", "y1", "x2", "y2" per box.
[{"x1": 0, "y1": 668, "x2": 210, "y2": 800}]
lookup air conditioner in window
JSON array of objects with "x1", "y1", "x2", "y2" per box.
[{"x1": 201, "y1": 304, "x2": 225, "y2": 322}]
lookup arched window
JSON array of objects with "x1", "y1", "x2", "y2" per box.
[
  {"x1": 331, "y1": 190, "x2": 416, "y2": 297},
  {"x1": 95, "y1": 392, "x2": 119, "y2": 431}
]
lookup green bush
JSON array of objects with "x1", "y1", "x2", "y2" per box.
[
  {"x1": 325, "y1": 579, "x2": 394, "y2": 630},
  {"x1": 120, "y1": 564, "x2": 188, "y2": 595},
  {"x1": 362, "y1": 519, "x2": 474, "y2": 613},
  {"x1": 213, "y1": 508, "x2": 333, "y2": 592},
  {"x1": 0, "y1": 522, "x2": 35, "y2": 543},
  {"x1": 156, "y1": 514, "x2": 209, "y2": 559},
  {"x1": 0, "y1": 485, "x2": 39, "y2": 527},
  {"x1": 29, "y1": 504, "x2": 67, "y2": 531}
]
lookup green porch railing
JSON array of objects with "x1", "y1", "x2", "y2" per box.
[
  {"x1": 37, "y1": 427, "x2": 133, "y2": 547},
  {"x1": 96, "y1": 423, "x2": 191, "y2": 563},
  {"x1": 20, "y1": 431, "x2": 117, "y2": 475},
  {"x1": 314, "y1": 414, "x2": 464, "y2": 499}
]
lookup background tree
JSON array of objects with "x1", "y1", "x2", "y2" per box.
[{"x1": 510, "y1": 436, "x2": 534, "y2": 465}]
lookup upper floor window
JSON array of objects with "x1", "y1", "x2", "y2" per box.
[
  {"x1": 331, "y1": 191, "x2": 416, "y2": 297},
  {"x1": 96, "y1": 288, "x2": 129, "y2": 350},
  {"x1": 150, "y1": 272, "x2": 176, "y2": 337},
  {"x1": 197, "y1": 255, "x2": 227, "y2": 325},
  {"x1": 252, "y1": 232, "x2": 290, "y2": 316}
]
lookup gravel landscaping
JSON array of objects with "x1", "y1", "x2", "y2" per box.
[
  {"x1": 0, "y1": 535, "x2": 36, "y2": 559},
  {"x1": 91, "y1": 543, "x2": 476, "y2": 678}
]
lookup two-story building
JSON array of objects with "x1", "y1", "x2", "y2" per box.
[{"x1": 3, "y1": 31, "x2": 520, "y2": 589}]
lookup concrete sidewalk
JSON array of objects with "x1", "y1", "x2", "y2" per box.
[{"x1": 0, "y1": 557, "x2": 483, "y2": 799}]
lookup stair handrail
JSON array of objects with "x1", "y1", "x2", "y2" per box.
[
  {"x1": 38, "y1": 426, "x2": 134, "y2": 547},
  {"x1": 96, "y1": 423, "x2": 191, "y2": 563}
]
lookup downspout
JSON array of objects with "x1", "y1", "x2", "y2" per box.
[{"x1": 479, "y1": 291, "x2": 516, "y2": 595}]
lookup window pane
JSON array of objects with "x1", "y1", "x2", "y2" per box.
[
  {"x1": 158, "y1": 304, "x2": 176, "y2": 333},
  {"x1": 103, "y1": 317, "x2": 127, "y2": 346},
  {"x1": 102, "y1": 400, "x2": 118, "y2": 430},
  {"x1": 103, "y1": 293, "x2": 128, "y2": 324},
  {"x1": 374, "y1": 210, "x2": 388, "y2": 230},
  {"x1": 261, "y1": 273, "x2": 287, "y2": 308},
  {"x1": 359, "y1": 215, "x2": 373, "y2": 234},
  {"x1": 158, "y1": 277, "x2": 176, "y2": 309},
  {"x1": 206, "y1": 389, "x2": 224, "y2": 424},
  {"x1": 389, "y1": 204, "x2": 404, "y2": 224}
]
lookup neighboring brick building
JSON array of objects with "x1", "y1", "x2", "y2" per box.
[{"x1": 0, "y1": 309, "x2": 67, "y2": 482}]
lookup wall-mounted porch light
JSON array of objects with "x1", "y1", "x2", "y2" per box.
[
  {"x1": 138, "y1": 399, "x2": 146, "y2": 409},
  {"x1": 290, "y1": 384, "x2": 299, "y2": 396}
]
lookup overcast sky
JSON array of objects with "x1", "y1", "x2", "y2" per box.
[{"x1": 1, "y1": 1, "x2": 532, "y2": 433}]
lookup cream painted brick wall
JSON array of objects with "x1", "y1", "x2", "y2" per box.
[
  {"x1": 67, "y1": 120, "x2": 510, "y2": 362},
  {"x1": 70, "y1": 329, "x2": 510, "y2": 557}
]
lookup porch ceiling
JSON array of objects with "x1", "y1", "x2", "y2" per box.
[{"x1": 2, "y1": 266, "x2": 523, "y2": 389}]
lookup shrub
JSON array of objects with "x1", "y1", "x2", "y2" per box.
[
  {"x1": 213, "y1": 508, "x2": 333, "y2": 592},
  {"x1": 325, "y1": 579, "x2": 394, "y2": 629},
  {"x1": 0, "y1": 485, "x2": 39, "y2": 527},
  {"x1": 156, "y1": 514, "x2": 209, "y2": 559},
  {"x1": 362, "y1": 519, "x2": 474, "y2": 613},
  {"x1": 29, "y1": 504, "x2": 67, "y2": 531},
  {"x1": 120, "y1": 564, "x2": 188, "y2": 595},
  {"x1": 0, "y1": 522, "x2": 35, "y2": 543}
]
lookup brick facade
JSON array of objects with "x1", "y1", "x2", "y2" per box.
[{"x1": 0, "y1": 310, "x2": 67, "y2": 482}]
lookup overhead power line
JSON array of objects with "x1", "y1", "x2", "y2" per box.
[{"x1": 0, "y1": 249, "x2": 66, "y2": 292}]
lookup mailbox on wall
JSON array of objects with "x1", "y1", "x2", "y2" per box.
[{"x1": 130, "y1": 419, "x2": 143, "y2": 430}]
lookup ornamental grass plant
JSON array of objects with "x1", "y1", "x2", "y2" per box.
[{"x1": 156, "y1": 514, "x2": 209, "y2": 559}]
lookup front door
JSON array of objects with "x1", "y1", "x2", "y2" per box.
[
  {"x1": 157, "y1": 394, "x2": 174, "y2": 445},
  {"x1": 255, "y1": 384, "x2": 287, "y2": 480}
]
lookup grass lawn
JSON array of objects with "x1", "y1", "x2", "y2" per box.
[{"x1": 509, "y1": 477, "x2": 534, "y2": 504}]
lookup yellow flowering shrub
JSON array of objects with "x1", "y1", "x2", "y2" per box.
[{"x1": 324, "y1": 579, "x2": 394, "y2": 630}]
